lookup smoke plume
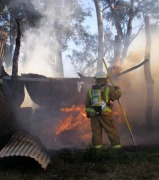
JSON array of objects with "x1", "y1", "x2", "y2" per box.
[{"x1": 6, "y1": 1, "x2": 159, "y2": 149}]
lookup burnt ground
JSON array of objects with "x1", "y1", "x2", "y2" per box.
[{"x1": 1, "y1": 145, "x2": 159, "y2": 180}]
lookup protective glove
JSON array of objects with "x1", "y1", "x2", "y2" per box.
[
  {"x1": 114, "y1": 86, "x2": 120, "y2": 90},
  {"x1": 86, "y1": 112, "x2": 90, "y2": 118}
]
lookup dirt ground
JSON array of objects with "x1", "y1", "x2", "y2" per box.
[{"x1": 0, "y1": 145, "x2": 159, "y2": 180}]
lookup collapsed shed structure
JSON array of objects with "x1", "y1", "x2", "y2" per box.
[
  {"x1": 0, "y1": 20, "x2": 88, "y2": 169},
  {"x1": 0, "y1": 28, "x2": 51, "y2": 169},
  {"x1": 0, "y1": 19, "x2": 150, "y2": 169}
]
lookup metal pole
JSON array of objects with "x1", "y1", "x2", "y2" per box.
[{"x1": 103, "y1": 58, "x2": 138, "y2": 150}]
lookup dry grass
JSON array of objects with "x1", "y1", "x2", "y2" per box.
[{"x1": 0, "y1": 145, "x2": 159, "y2": 180}]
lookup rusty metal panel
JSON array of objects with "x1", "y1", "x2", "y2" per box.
[{"x1": 0, "y1": 132, "x2": 51, "y2": 169}]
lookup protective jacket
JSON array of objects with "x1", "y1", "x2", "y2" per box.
[
  {"x1": 85, "y1": 83, "x2": 122, "y2": 149},
  {"x1": 85, "y1": 84, "x2": 122, "y2": 117}
]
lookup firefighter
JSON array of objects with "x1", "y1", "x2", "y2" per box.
[{"x1": 85, "y1": 71, "x2": 122, "y2": 150}]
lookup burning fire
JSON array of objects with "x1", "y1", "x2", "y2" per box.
[
  {"x1": 55, "y1": 105, "x2": 92, "y2": 147},
  {"x1": 54, "y1": 104, "x2": 124, "y2": 148},
  {"x1": 108, "y1": 65, "x2": 121, "y2": 76}
]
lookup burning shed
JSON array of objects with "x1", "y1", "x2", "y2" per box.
[
  {"x1": 0, "y1": 29, "x2": 53, "y2": 169},
  {"x1": 0, "y1": 21, "x2": 90, "y2": 169},
  {"x1": 0, "y1": 17, "x2": 155, "y2": 169}
]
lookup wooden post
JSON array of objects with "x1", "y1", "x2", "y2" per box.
[{"x1": 12, "y1": 19, "x2": 22, "y2": 79}]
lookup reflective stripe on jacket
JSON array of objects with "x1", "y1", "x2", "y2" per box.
[
  {"x1": 85, "y1": 86, "x2": 112, "y2": 114},
  {"x1": 85, "y1": 84, "x2": 122, "y2": 117},
  {"x1": 90, "y1": 86, "x2": 112, "y2": 113}
]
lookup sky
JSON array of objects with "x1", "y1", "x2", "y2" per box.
[{"x1": 63, "y1": 0, "x2": 97, "y2": 77}]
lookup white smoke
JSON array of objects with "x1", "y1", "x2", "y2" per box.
[
  {"x1": 9, "y1": 0, "x2": 77, "y2": 77},
  {"x1": 7, "y1": 0, "x2": 159, "y2": 149},
  {"x1": 117, "y1": 29, "x2": 159, "y2": 146}
]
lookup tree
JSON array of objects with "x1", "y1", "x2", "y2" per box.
[
  {"x1": 131, "y1": 0, "x2": 159, "y2": 127},
  {"x1": 0, "y1": 0, "x2": 41, "y2": 67},
  {"x1": 94, "y1": 0, "x2": 104, "y2": 72},
  {"x1": 144, "y1": 15, "x2": 154, "y2": 127},
  {"x1": 67, "y1": 33, "x2": 98, "y2": 76},
  {"x1": 101, "y1": 0, "x2": 141, "y2": 65},
  {"x1": 68, "y1": 0, "x2": 114, "y2": 76},
  {"x1": 0, "y1": 0, "x2": 92, "y2": 77}
]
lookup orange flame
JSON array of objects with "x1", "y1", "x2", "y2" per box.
[
  {"x1": 54, "y1": 104, "x2": 124, "y2": 148},
  {"x1": 55, "y1": 105, "x2": 91, "y2": 146},
  {"x1": 108, "y1": 66, "x2": 121, "y2": 76}
]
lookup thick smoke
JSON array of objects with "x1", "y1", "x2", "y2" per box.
[
  {"x1": 117, "y1": 31, "x2": 159, "y2": 146},
  {"x1": 9, "y1": 0, "x2": 82, "y2": 149},
  {"x1": 9, "y1": 0, "x2": 75, "y2": 77},
  {"x1": 7, "y1": 0, "x2": 159, "y2": 149},
  {"x1": 19, "y1": 31, "x2": 159, "y2": 150}
]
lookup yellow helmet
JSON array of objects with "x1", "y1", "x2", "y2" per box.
[{"x1": 95, "y1": 71, "x2": 108, "y2": 79}]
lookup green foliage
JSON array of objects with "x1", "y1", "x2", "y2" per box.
[
  {"x1": 102, "y1": 0, "x2": 137, "y2": 32},
  {"x1": 67, "y1": 33, "x2": 98, "y2": 76},
  {"x1": 135, "y1": 0, "x2": 159, "y2": 18},
  {"x1": 0, "y1": 0, "x2": 92, "y2": 71},
  {"x1": 99, "y1": 0, "x2": 159, "y2": 64}
]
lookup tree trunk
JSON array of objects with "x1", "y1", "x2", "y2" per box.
[
  {"x1": 113, "y1": 35, "x2": 122, "y2": 66},
  {"x1": 54, "y1": 21, "x2": 64, "y2": 77},
  {"x1": 55, "y1": 48, "x2": 64, "y2": 77},
  {"x1": 5, "y1": 10, "x2": 16, "y2": 67},
  {"x1": 121, "y1": 0, "x2": 134, "y2": 60},
  {"x1": 106, "y1": 0, "x2": 123, "y2": 66},
  {"x1": 12, "y1": 19, "x2": 22, "y2": 79},
  {"x1": 94, "y1": 0, "x2": 104, "y2": 72},
  {"x1": 106, "y1": 0, "x2": 136, "y2": 65},
  {"x1": 144, "y1": 16, "x2": 154, "y2": 127}
]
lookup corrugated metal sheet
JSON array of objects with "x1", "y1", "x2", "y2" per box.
[
  {"x1": 0, "y1": 30, "x2": 7, "y2": 63},
  {"x1": 0, "y1": 28, "x2": 52, "y2": 170},
  {"x1": 1, "y1": 31, "x2": 51, "y2": 169},
  {"x1": 0, "y1": 90, "x2": 51, "y2": 169},
  {"x1": 0, "y1": 90, "x2": 15, "y2": 136},
  {"x1": 0, "y1": 30, "x2": 15, "y2": 137},
  {"x1": 0, "y1": 83, "x2": 51, "y2": 170},
  {"x1": 0, "y1": 132, "x2": 51, "y2": 169}
]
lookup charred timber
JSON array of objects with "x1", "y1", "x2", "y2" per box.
[
  {"x1": 78, "y1": 59, "x2": 149, "y2": 80},
  {"x1": 12, "y1": 19, "x2": 22, "y2": 79},
  {"x1": 3, "y1": 75, "x2": 82, "y2": 82},
  {"x1": 116, "y1": 59, "x2": 149, "y2": 76}
]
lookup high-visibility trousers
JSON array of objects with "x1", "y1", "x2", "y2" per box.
[{"x1": 90, "y1": 114, "x2": 120, "y2": 147}]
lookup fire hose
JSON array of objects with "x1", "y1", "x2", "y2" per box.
[{"x1": 102, "y1": 58, "x2": 138, "y2": 151}]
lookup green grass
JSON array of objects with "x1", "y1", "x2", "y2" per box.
[{"x1": 1, "y1": 146, "x2": 159, "y2": 180}]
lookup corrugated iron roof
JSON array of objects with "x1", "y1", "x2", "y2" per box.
[
  {"x1": 0, "y1": 132, "x2": 51, "y2": 169},
  {"x1": 0, "y1": 89, "x2": 15, "y2": 136},
  {"x1": 0, "y1": 30, "x2": 51, "y2": 170},
  {"x1": 0, "y1": 84, "x2": 51, "y2": 170}
]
